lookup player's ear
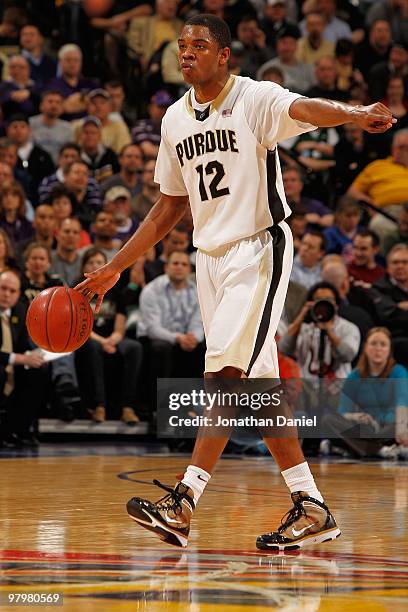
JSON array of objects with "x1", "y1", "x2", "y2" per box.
[{"x1": 219, "y1": 46, "x2": 230, "y2": 66}]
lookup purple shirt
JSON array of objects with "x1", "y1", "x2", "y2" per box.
[{"x1": 46, "y1": 76, "x2": 99, "y2": 120}]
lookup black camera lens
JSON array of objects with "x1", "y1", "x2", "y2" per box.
[{"x1": 310, "y1": 299, "x2": 335, "y2": 324}]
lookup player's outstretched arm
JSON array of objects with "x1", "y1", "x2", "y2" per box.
[
  {"x1": 289, "y1": 98, "x2": 396, "y2": 133},
  {"x1": 75, "y1": 193, "x2": 189, "y2": 312}
]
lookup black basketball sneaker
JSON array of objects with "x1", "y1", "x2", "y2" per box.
[
  {"x1": 256, "y1": 491, "x2": 341, "y2": 551},
  {"x1": 126, "y1": 480, "x2": 195, "y2": 548}
]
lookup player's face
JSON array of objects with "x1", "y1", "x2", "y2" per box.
[{"x1": 178, "y1": 25, "x2": 230, "y2": 85}]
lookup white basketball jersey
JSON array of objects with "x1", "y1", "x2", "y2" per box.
[{"x1": 155, "y1": 75, "x2": 316, "y2": 252}]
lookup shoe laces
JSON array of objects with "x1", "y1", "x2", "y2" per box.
[
  {"x1": 278, "y1": 498, "x2": 308, "y2": 534},
  {"x1": 152, "y1": 479, "x2": 191, "y2": 515}
]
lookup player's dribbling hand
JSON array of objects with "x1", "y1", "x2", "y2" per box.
[
  {"x1": 75, "y1": 264, "x2": 121, "y2": 313},
  {"x1": 354, "y1": 102, "x2": 396, "y2": 133}
]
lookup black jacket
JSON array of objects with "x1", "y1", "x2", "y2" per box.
[
  {"x1": 0, "y1": 302, "x2": 30, "y2": 368},
  {"x1": 372, "y1": 275, "x2": 408, "y2": 337}
]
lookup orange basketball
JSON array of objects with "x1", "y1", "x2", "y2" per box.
[
  {"x1": 26, "y1": 287, "x2": 93, "y2": 353},
  {"x1": 83, "y1": 0, "x2": 113, "y2": 17}
]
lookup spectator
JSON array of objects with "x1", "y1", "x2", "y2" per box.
[
  {"x1": 368, "y1": 42, "x2": 408, "y2": 101},
  {"x1": 127, "y1": 0, "x2": 183, "y2": 70},
  {"x1": 279, "y1": 281, "x2": 360, "y2": 379},
  {"x1": 47, "y1": 184, "x2": 91, "y2": 248},
  {"x1": 237, "y1": 15, "x2": 274, "y2": 79},
  {"x1": 6, "y1": 114, "x2": 55, "y2": 204},
  {"x1": 257, "y1": 29, "x2": 314, "y2": 93},
  {"x1": 0, "y1": 138, "x2": 31, "y2": 201},
  {"x1": 258, "y1": 65, "x2": 285, "y2": 85},
  {"x1": 47, "y1": 44, "x2": 98, "y2": 121},
  {"x1": 260, "y1": 0, "x2": 300, "y2": 53},
  {"x1": 334, "y1": 38, "x2": 362, "y2": 93},
  {"x1": 29, "y1": 90, "x2": 73, "y2": 164},
  {"x1": 78, "y1": 115, "x2": 119, "y2": 184},
  {"x1": 119, "y1": 256, "x2": 147, "y2": 337},
  {"x1": 347, "y1": 129, "x2": 408, "y2": 242},
  {"x1": 290, "y1": 230, "x2": 326, "y2": 289},
  {"x1": 300, "y1": 0, "x2": 352, "y2": 44},
  {"x1": 383, "y1": 201, "x2": 408, "y2": 255},
  {"x1": 18, "y1": 204, "x2": 57, "y2": 256},
  {"x1": 293, "y1": 121, "x2": 338, "y2": 173},
  {"x1": 20, "y1": 243, "x2": 63, "y2": 305},
  {"x1": 133, "y1": 159, "x2": 159, "y2": 221},
  {"x1": 324, "y1": 327, "x2": 408, "y2": 458},
  {"x1": 366, "y1": 0, "x2": 408, "y2": 47},
  {"x1": 333, "y1": 122, "x2": 376, "y2": 194},
  {"x1": 321, "y1": 259, "x2": 374, "y2": 343},
  {"x1": 348, "y1": 230, "x2": 386, "y2": 286},
  {"x1": 0, "y1": 54, "x2": 39, "y2": 119},
  {"x1": 131, "y1": 90, "x2": 174, "y2": 158},
  {"x1": 223, "y1": 39, "x2": 252, "y2": 78},
  {"x1": 0, "y1": 228, "x2": 18, "y2": 274},
  {"x1": 382, "y1": 76, "x2": 408, "y2": 130},
  {"x1": 103, "y1": 186, "x2": 139, "y2": 248},
  {"x1": 287, "y1": 209, "x2": 308, "y2": 253},
  {"x1": 0, "y1": 181, "x2": 33, "y2": 246},
  {"x1": 323, "y1": 197, "x2": 361, "y2": 256},
  {"x1": 75, "y1": 248, "x2": 143, "y2": 424},
  {"x1": 162, "y1": 39, "x2": 186, "y2": 88},
  {"x1": 139, "y1": 251, "x2": 205, "y2": 380},
  {"x1": 74, "y1": 89, "x2": 131, "y2": 155},
  {"x1": 86, "y1": 211, "x2": 118, "y2": 261},
  {"x1": 105, "y1": 81, "x2": 132, "y2": 126},
  {"x1": 0, "y1": 6, "x2": 27, "y2": 47},
  {"x1": 100, "y1": 143, "x2": 144, "y2": 205},
  {"x1": 50, "y1": 217, "x2": 82, "y2": 287},
  {"x1": 187, "y1": 0, "x2": 257, "y2": 39},
  {"x1": 296, "y1": 12, "x2": 334, "y2": 65},
  {"x1": 145, "y1": 224, "x2": 190, "y2": 280},
  {"x1": 0, "y1": 270, "x2": 47, "y2": 449},
  {"x1": 19, "y1": 24, "x2": 57, "y2": 89},
  {"x1": 305, "y1": 56, "x2": 349, "y2": 101},
  {"x1": 372, "y1": 243, "x2": 408, "y2": 366},
  {"x1": 63, "y1": 161, "x2": 102, "y2": 231},
  {"x1": 354, "y1": 20, "x2": 392, "y2": 80}
]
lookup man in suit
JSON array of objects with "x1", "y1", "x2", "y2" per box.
[{"x1": 0, "y1": 270, "x2": 48, "y2": 448}]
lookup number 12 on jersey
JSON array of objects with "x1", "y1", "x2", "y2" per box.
[{"x1": 195, "y1": 161, "x2": 230, "y2": 201}]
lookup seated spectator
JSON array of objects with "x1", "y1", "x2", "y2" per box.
[
  {"x1": 119, "y1": 256, "x2": 147, "y2": 337},
  {"x1": 296, "y1": 12, "x2": 334, "y2": 65},
  {"x1": 47, "y1": 44, "x2": 98, "y2": 121},
  {"x1": 321, "y1": 259, "x2": 374, "y2": 344},
  {"x1": 133, "y1": 159, "x2": 159, "y2": 221},
  {"x1": 347, "y1": 230, "x2": 385, "y2": 286},
  {"x1": 260, "y1": 0, "x2": 300, "y2": 54},
  {"x1": 47, "y1": 184, "x2": 91, "y2": 248},
  {"x1": 6, "y1": 114, "x2": 55, "y2": 204},
  {"x1": 103, "y1": 186, "x2": 138, "y2": 248},
  {"x1": 0, "y1": 54, "x2": 39, "y2": 119},
  {"x1": 236, "y1": 15, "x2": 274, "y2": 78},
  {"x1": 347, "y1": 129, "x2": 408, "y2": 243},
  {"x1": 85, "y1": 211, "x2": 118, "y2": 261},
  {"x1": 127, "y1": 0, "x2": 183, "y2": 70},
  {"x1": 256, "y1": 29, "x2": 314, "y2": 93},
  {"x1": 372, "y1": 243, "x2": 408, "y2": 366},
  {"x1": 323, "y1": 197, "x2": 362, "y2": 257},
  {"x1": 279, "y1": 281, "x2": 360, "y2": 379},
  {"x1": 368, "y1": 42, "x2": 408, "y2": 101},
  {"x1": 0, "y1": 228, "x2": 18, "y2": 274},
  {"x1": 334, "y1": 38, "x2": 362, "y2": 93},
  {"x1": 105, "y1": 81, "x2": 132, "y2": 126},
  {"x1": 19, "y1": 24, "x2": 57, "y2": 89},
  {"x1": 300, "y1": 0, "x2": 352, "y2": 44},
  {"x1": 333, "y1": 122, "x2": 375, "y2": 194},
  {"x1": 283, "y1": 168, "x2": 334, "y2": 227},
  {"x1": 0, "y1": 6, "x2": 27, "y2": 47},
  {"x1": 20, "y1": 243, "x2": 63, "y2": 305},
  {"x1": 139, "y1": 251, "x2": 205, "y2": 381},
  {"x1": 293, "y1": 123, "x2": 338, "y2": 173},
  {"x1": 29, "y1": 90, "x2": 73, "y2": 165},
  {"x1": 0, "y1": 138, "x2": 31, "y2": 200},
  {"x1": 305, "y1": 55, "x2": 349, "y2": 101},
  {"x1": 382, "y1": 201, "x2": 408, "y2": 255},
  {"x1": 73, "y1": 88, "x2": 131, "y2": 155},
  {"x1": 324, "y1": 327, "x2": 408, "y2": 458},
  {"x1": 18, "y1": 204, "x2": 57, "y2": 256},
  {"x1": 366, "y1": 0, "x2": 408, "y2": 48},
  {"x1": 382, "y1": 76, "x2": 408, "y2": 130},
  {"x1": 100, "y1": 143, "x2": 143, "y2": 205},
  {"x1": 64, "y1": 161, "x2": 102, "y2": 230},
  {"x1": 354, "y1": 19, "x2": 392, "y2": 80},
  {"x1": 0, "y1": 181, "x2": 33, "y2": 247},
  {"x1": 131, "y1": 90, "x2": 173, "y2": 158},
  {"x1": 50, "y1": 217, "x2": 82, "y2": 287},
  {"x1": 145, "y1": 224, "x2": 190, "y2": 281},
  {"x1": 290, "y1": 230, "x2": 325, "y2": 289},
  {"x1": 75, "y1": 248, "x2": 143, "y2": 424},
  {"x1": 0, "y1": 270, "x2": 48, "y2": 449},
  {"x1": 162, "y1": 39, "x2": 186, "y2": 88},
  {"x1": 0, "y1": 160, "x2": 34, "y2": 222},
  {"x1": 78, "y1": 115, "x2": 119, "y2": 184},
  {"x1": 260, "y1": 65, "x2": 285, "y2": 85},
  {"x1": 287, "y1": 209, "x2": 308, "y2": 253}
]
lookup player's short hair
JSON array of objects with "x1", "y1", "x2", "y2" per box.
[{"x1": 184, "y1": 14, "x2": 232, "y2": 49}]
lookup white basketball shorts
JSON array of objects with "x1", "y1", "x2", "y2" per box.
[{"x1": 195, "y1": 221, "x2": 293, "y2": 377}]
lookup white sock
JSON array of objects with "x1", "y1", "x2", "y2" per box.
[
  {"x1": 281, "y1": 461, "x2": 324, "y2": 503},
  {"x1": 181, "y1": 465, "x2": 211, "y2": 505}
]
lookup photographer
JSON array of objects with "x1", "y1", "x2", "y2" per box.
[{"x1": 279, "y1": 281, "x2": 360, "y2": 379}]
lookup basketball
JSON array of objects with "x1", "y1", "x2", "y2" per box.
[
  {"x1": 26, "y1": 287, "x2": 93, "y2": 353},
  {"x1": 83, "y1": 0, "x2": 113, "y2": 17}
]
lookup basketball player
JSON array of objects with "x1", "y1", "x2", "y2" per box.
[{"x1": 77, "y1": 15, "x2": 395, "y2": 550}]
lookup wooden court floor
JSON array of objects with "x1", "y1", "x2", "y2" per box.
[{"x1": 0, "y1": 451, "x2": 407, "y2": 611}]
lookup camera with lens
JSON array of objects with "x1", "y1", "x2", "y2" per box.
[{"x1": 305, "y1": 299, "x2": 336, "y2": 324}]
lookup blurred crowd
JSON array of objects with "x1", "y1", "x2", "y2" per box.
[{"x1": 0, "y1": 0, "x2": 407, "y2": 456}]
